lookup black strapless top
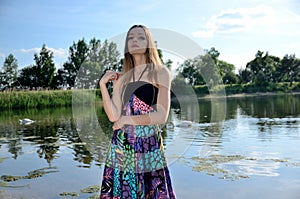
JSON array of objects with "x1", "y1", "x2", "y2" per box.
[{"x1": 123, "y1": 81, "x2": 158, "y2": 107}]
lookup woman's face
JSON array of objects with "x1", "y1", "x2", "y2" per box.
[{"x1": 127, "y1": 27, "x2": 148, "y2": 55}]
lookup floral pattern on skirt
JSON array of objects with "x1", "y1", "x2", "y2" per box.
[{"x1": 100, "y1": 94, "x2": 176, "y2": 199}]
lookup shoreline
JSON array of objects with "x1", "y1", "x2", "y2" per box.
[
  {"x1": 197, "y1": 91, "x2": 300, "y2": 100},
  {"x1": 1, "y1": 90, "x2": 299, "y2": 110}
]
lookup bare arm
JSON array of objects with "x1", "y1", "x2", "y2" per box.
[
  {"x1": 99, "y1": 71, "x2": 123, "y2": 122},
  {"x1": 112, "y1": 67, "x2": 171, "y2": 130}
]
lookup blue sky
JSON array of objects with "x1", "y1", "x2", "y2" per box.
[{"x1": 0, "y1": 0, "x2": 300, "y2": 72}]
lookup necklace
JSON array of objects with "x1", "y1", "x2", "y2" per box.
[{"x1": 133, "y1": 65, "x2": 149, "y2": 82}]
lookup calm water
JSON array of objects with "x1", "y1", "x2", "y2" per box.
[{"x1": 0, "y1": 94, "x2": 300, "y2": 199}]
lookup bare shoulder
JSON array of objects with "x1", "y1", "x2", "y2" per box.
[
  {"x1": 157, "y1": 66, "x2": 171, "y2": 79},
  {"x1": 156, "y1": 65, "x2": 171, "y2": 88}
]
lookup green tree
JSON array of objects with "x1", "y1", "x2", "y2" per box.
[
  {"x1": 0, "y1": 70, "x2": 6, "y2": 91},
  {"x1": 277, "y1": 54, "x2": 300, "y2": 86},
  {"x1": 79, "y1": 39, "x2": 120, "y2": 89},
  {"x1": 238, "y1": 67, "x2": 252, "y2": 83},
  {"x1": 263, "y1": 54, "x2": 280, "y2": 83},
  {"x1": 198, "y1": 53, "x2": 222, "y2": 87},
  {"x1": 218, "y1": 60, "x2": 238, "y2": 84},
  {"x1": 1, "y1": 54, "x2": 18, "y2": 89},
  {"x1": 164, "y1": 59, "x2": 173, "y2": 70},
  {"x1": 17, "y1": 65, "x2": 36, "y2": 89},
  {"x1": 95, "y1": 39, "x2": 120, "y2": 71},
  {"x1": 157, "y1": 48, "x2": 164, "y2": 64},
  {"x1": 207, "y1": 47, "x2": 238, "y2": 84},
  {"x1": 16, "y1": 45, "x2": 55, "y2": 89},
  {"x1": 245, "y1": 50, "x2": 280, "y2": 85},
  {"x1": 32, "y1": 44, "x2": 56, "y2": 88},
  {"x1": 50, "y1": 68, "x2": 68, "y2": 89},
  {"x1": 62, "y1": 38, "x2": 89, "y2": 88},
  {"x1": 177, "y1": 58, "x2": 204, "y2": 86},
  {"x1": 177, "y1": 53, "x2": 222, "y2": 87},
  {"x1": 207, "y1": 47, "x2": 220, "y2": 63},
  {"x1": 60, "y1": 38, "x2": 120, "y2": 89}
]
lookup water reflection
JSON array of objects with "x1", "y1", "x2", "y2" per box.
[
  {"x1": 235, "y1": 94, "x2": 300, "y2": 118},
  {"x1": 0, "y1": 94, "x2": 299, "y2": 198},
  {"x1": 0, "y1": 107, "x2": 106, "y2": 166},
  {"x1": 1, "y1": 94, "x2": 299, "y2": 167},
  {"x1": 172, "y1": 94, "x2": 300, "y2": 180}
]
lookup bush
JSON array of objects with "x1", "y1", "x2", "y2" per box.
[{"x1": 193, "y1": 85, "x2": 209, "y2": 96}]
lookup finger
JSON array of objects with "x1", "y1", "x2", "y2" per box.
[
  {"x1": 109, "y1": 73, "x2": 120, "y2": 81},
  {"x1": 112, "y1": 125, "x2": 118, "y2": 130},
  {"x1": 109, "y1": 76, "x2": 116, "y2": 81}
]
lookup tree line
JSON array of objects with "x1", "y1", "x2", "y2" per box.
[
  {"x1": 1, "y1": 39, "x2": 299, "y2": 91},
  {"x1": 0, "y1": 38, "x2": 120, "y2": 91},
  {"x1": 177, "y1": 47, "x2": 300, "y2": 87}
]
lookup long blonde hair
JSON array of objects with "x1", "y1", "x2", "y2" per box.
[{"x1": 122, "y1": 25, "x2": 162, "y2": 85}]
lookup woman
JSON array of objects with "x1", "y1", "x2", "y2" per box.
[{"x1": 99, "y1": 24, "x2": 176, "y2": 199}]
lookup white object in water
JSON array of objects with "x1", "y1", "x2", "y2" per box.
[
  {"x1": 19, "y1": 118, "x2": 35, "y2": 125},
  {"x1": 165, "y1": 122, "x2": 175, "y2": 130},
  {"x1": 175, "y1": 120, "x2": 193, "y2": 128}
]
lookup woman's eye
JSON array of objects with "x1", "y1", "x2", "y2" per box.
[
  {"x1": 127, "y1": 37, "x2": 133, "y2": 40},
  {"x1": 139, "y1": 37, "x2": 146, "y2": 40}
]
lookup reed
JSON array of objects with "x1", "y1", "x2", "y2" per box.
[{"x1": 0, "y1": 90, "x2": 101, "y2": 109}]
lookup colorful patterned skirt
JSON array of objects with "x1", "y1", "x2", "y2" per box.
[{"x1": 100, "y1": 94, "x2": 176, "y2": 199}]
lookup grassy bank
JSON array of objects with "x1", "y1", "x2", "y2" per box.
[
  {"x1": 0, "y1": 90, "x2": 102, "y2": 109},
  {"x1": 194, "y1": 82, "x2": 300, "y2": 96},
  {"x1": 0, "y1": 90, "x2": 73, "y2": 109},
  {"x1": 1, "y1": 82, "x2": 299, "y2": 109}
]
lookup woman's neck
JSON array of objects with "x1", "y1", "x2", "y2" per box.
[{"x1": 133, "y1": 54, "x2": 146, "y2": 67}]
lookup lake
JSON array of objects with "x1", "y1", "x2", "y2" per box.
[{"x1": 0, "y1": 93, "x2": 300, "y2": 199}]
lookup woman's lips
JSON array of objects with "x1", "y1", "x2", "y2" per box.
[{"x1": 131, "y1": 44, "x2": 139, "y2": 48}]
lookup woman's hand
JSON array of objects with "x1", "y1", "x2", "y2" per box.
[
  {"x1": 99, "y1": 70, "x2": 120, "y2": 85},
  {"x1": 112, "y1": 116, "x2": 126, "y2": 130}
]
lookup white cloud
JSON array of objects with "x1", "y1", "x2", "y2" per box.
[
  {"x1": 192, "y1": 5, "x2": 276, "y2": 38},
  {"x1": 20, "y1": 47, "x2": 68, "y2": 59},
  {"x1": 48, "y1": 47, "x2": 68, "y2": 59},
  {"x1": 20, "y1": 48, "x2": 40, "y2": 54}
]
